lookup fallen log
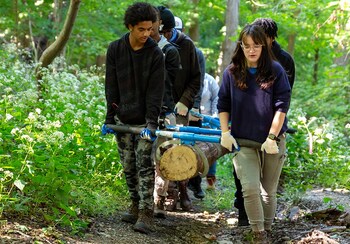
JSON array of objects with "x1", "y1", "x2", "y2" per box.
[{"x1": 154, "y1": 138, "x2": 261, "y2": 181}]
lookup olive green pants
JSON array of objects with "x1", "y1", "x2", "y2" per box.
[{"x1": 233, "y1": 135, "x2": 286, "y2": 232}]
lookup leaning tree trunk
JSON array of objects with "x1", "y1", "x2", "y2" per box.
[{"x1": 35, "y1": 0, "x2": 81, "y2": 96}]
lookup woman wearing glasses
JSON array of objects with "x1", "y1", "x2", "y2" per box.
[{"x1": 217, "y1": 24, "x2": 291, "y2": 243}]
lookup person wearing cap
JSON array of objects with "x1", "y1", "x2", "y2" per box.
[
  {"x1": 150, "y1": 6, "x2": 181, "y2": 218},
  {"x1": 103, "y1": 2, "x2": 164, "y2": 234},
  {"x1": 173, "y1": 15, "x2": 207, "y2": 200},
  {"x1": 157, "y1": 6, "x2": 201, "y2": 211}
]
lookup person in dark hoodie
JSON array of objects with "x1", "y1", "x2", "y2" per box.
[
  {"x1": 232, "y1": 18, "x2": 296, "y2": 227},
  {"x1": 103, "y1": 2, "x2": 164, "y2": 234},
  {"x1": 157, "y1": 6, "x2": 201, "y2": 211},
  {"x1": 150, "y1": 6, "x2": 181, "y2": 218}
]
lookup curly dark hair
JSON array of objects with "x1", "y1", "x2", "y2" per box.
[
  {"x1": 124, "y1": 2, "x2": 158, "y2": 29},
  {"x1": 229, "y1": 24, "x2": 276, "y2": 90},
  {"x1": 252, "y1": 18, "x2": 278, "y2": 39}
]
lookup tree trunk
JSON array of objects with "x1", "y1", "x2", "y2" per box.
[
  {"x1": 35, "y1": 0, "x2": 81, "y2": 79},
  {"x1": 218, "y1": 0, "x2": 239, "y2": 83},
  {"x1": 288, "y1": 33, "x2": 296, "y2": 57},
  {"x1": 188, "y1": 0, "x2": 200, "y2": 42}
]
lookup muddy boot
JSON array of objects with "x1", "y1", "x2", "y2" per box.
[
  {"x1": 165, "y1": 181, "x2": 178, "y2": 211},
  {"x1": 252, "y1": 230, "x2": 269, "y2": 244},
  {"x1": 154, "y1": 195, "x2": 166, "y2": 218},
  {"x1": 178, "y1": 180, "x2": 192, "y2": 211},
  {"x1": 133, "y1": 209, "x2": 154, "y2": 234},
  {"x1": 121, "y1": 201, "x2": 139, "y2": 224}
]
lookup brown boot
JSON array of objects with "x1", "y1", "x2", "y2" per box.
[
  {"x1": 178, "y1": 180, "x2": 192, "y2": 211},
  {"x1": 121, "y1": 201, "x2": 139, "y2": 224},
  {"x1": 154, "y1": 195, "x2": 166, "y2": 218},
  {"x1": 252, "y1": 230, "x2": 269, "y2": 244},
  {"x1": 133, "y1": 209, "x2": 154, "y2": 234},
  {"x1": 165, "y1": 181, "x2": 178, "y2": 211}
]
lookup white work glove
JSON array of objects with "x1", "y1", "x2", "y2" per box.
[
  {"x1": 220, "y1": 131, "x2": 239, "y2": 151},
  {"x1": 189, "y1": 108, "x2": 200, "y2": 122},
  {"x1": 261, "y1": 138, "x2": 279, "y2": 154},
  {"x1": 175, "y1": 102, "x2": 188, "y2": 116}
]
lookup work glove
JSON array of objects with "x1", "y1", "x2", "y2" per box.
[
  {"x1": 101, "y1": 124, "x2": 117, "y2": 135},
  {"x1": 175, "y1": 102, "x2": 188, "y2": 116},
  {"x1": 140, "y1": 128, "x2": 156, "y2": 142},
  {"x1": 165, "y1": 112, "x2": 176, "y2": 126},
  {"x1": 261, "y1": 138, "x2": 279, "y2": 154},
  {"x1": 189, "y1": 108, "x2": 200, "y2": 122},
  {"x1": 220, "y1": 131, "x2": 239, "y2": 151}
]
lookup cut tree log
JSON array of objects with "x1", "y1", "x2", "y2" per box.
[
  {"x1": 155, "y1": 140, "x2": 227, "y2": 181},
  {"x1": 154, "y1": 138, "x2": 261, "y2": 181}
]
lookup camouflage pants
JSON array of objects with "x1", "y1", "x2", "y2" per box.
[{"x1": 116, "y1": 127, "x2": 155, "y2": 211}]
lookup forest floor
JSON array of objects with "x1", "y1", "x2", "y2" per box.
[{"x1": 1, "y1": 187, "x2": 350, "y2": 244}]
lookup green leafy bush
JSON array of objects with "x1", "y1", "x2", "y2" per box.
[{"x1": 0, "y1": 44, "x2": 128, "y2": 233}]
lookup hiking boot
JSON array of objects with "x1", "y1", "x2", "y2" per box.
[
  {"x1": 133, "y1": 209, "x2": 154, "y2": 234},
  {"x1": 188, "y1": 175, "x2": 205, "y2": 199},
  {"x1": 188, "y1": 182, "x2": 205, "y2": 199},
  {"x1": 154, "y1": 195, "x2": 166, "y2": 218},
  {"x1": 206, "y1": 175, "x2": 216, "y2": 190},
  {"x1": 252, "y1": 230, "x2": 269, "y2": 244},
  {"x1": 165, "y1": 184, "x2": 178, "y2": 211},
  {"x1": 238, "y1": 208, "x2": 249, "y2": 226},
  {"x1": 121, "y1": 201, "x2": 139, "y2": 224},
  {"x1": 179, "y1": 180, "x2": 192, "y2": 211}
]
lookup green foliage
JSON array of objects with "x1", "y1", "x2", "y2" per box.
[
  {"x1": 283, "y1": 108, "x2": 350, "y2": 201},
  {"x1": 202, "y1": 154, "x2": 236, "y2": 211},
  {"x1": 0, "y1": 44, "x2": 128, "y2": 233}
]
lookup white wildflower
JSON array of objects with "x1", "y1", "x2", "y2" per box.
[
  {"x1": 35, "y1": 108, "x2": 42, "y2": 114},
  {"x1": 73, "y1": 120, "x2": 80, "y2": 126},
  {"x1": 298, "y1": 116, "x2": 306, "y2": 123},
  {"x1": 5, "y1": 113, "x2": 13, "y2": 121},
  {"x1": 4, "y1": 87, "x2": 12, "y2": 93},
  {"x1": 52, "y1": 120, "x2": 61, "y2": 128},
  {"x1": 11, "y1": 127, "x2": 20, "y2": 135},
  {"x1": 316, "y1": 138, "x2": 325, "y2": 144},
  {"x1": 21, "y1": 134, "x2": 34, "y2": 142},
  {"x1": 28, "y1": 112, "x2": 36, "y2": 120},
  {"x1": 53, "y1": 131, "x2": 65, "y2": 140},
  {"x1": 4, "y1": 170, "x2": 13, "y2": 178},
  {"x1": 325, "y1": 133, "x2": 333, "y2": 140},
  {"x1": 314, "y1": 128, "x2": 323, "y2": 135}
]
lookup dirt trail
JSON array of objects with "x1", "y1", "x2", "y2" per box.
[{"x1": 1, "y1": 188, "x2": 349, "y2": 243}]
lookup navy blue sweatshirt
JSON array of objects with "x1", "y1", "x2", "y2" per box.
[
  {"x1": 217, "y1": 61, "x2": 291, "y2": 143},
  {"x1": 104, "y1": 33, "x2": 165, "y2": 129}
]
